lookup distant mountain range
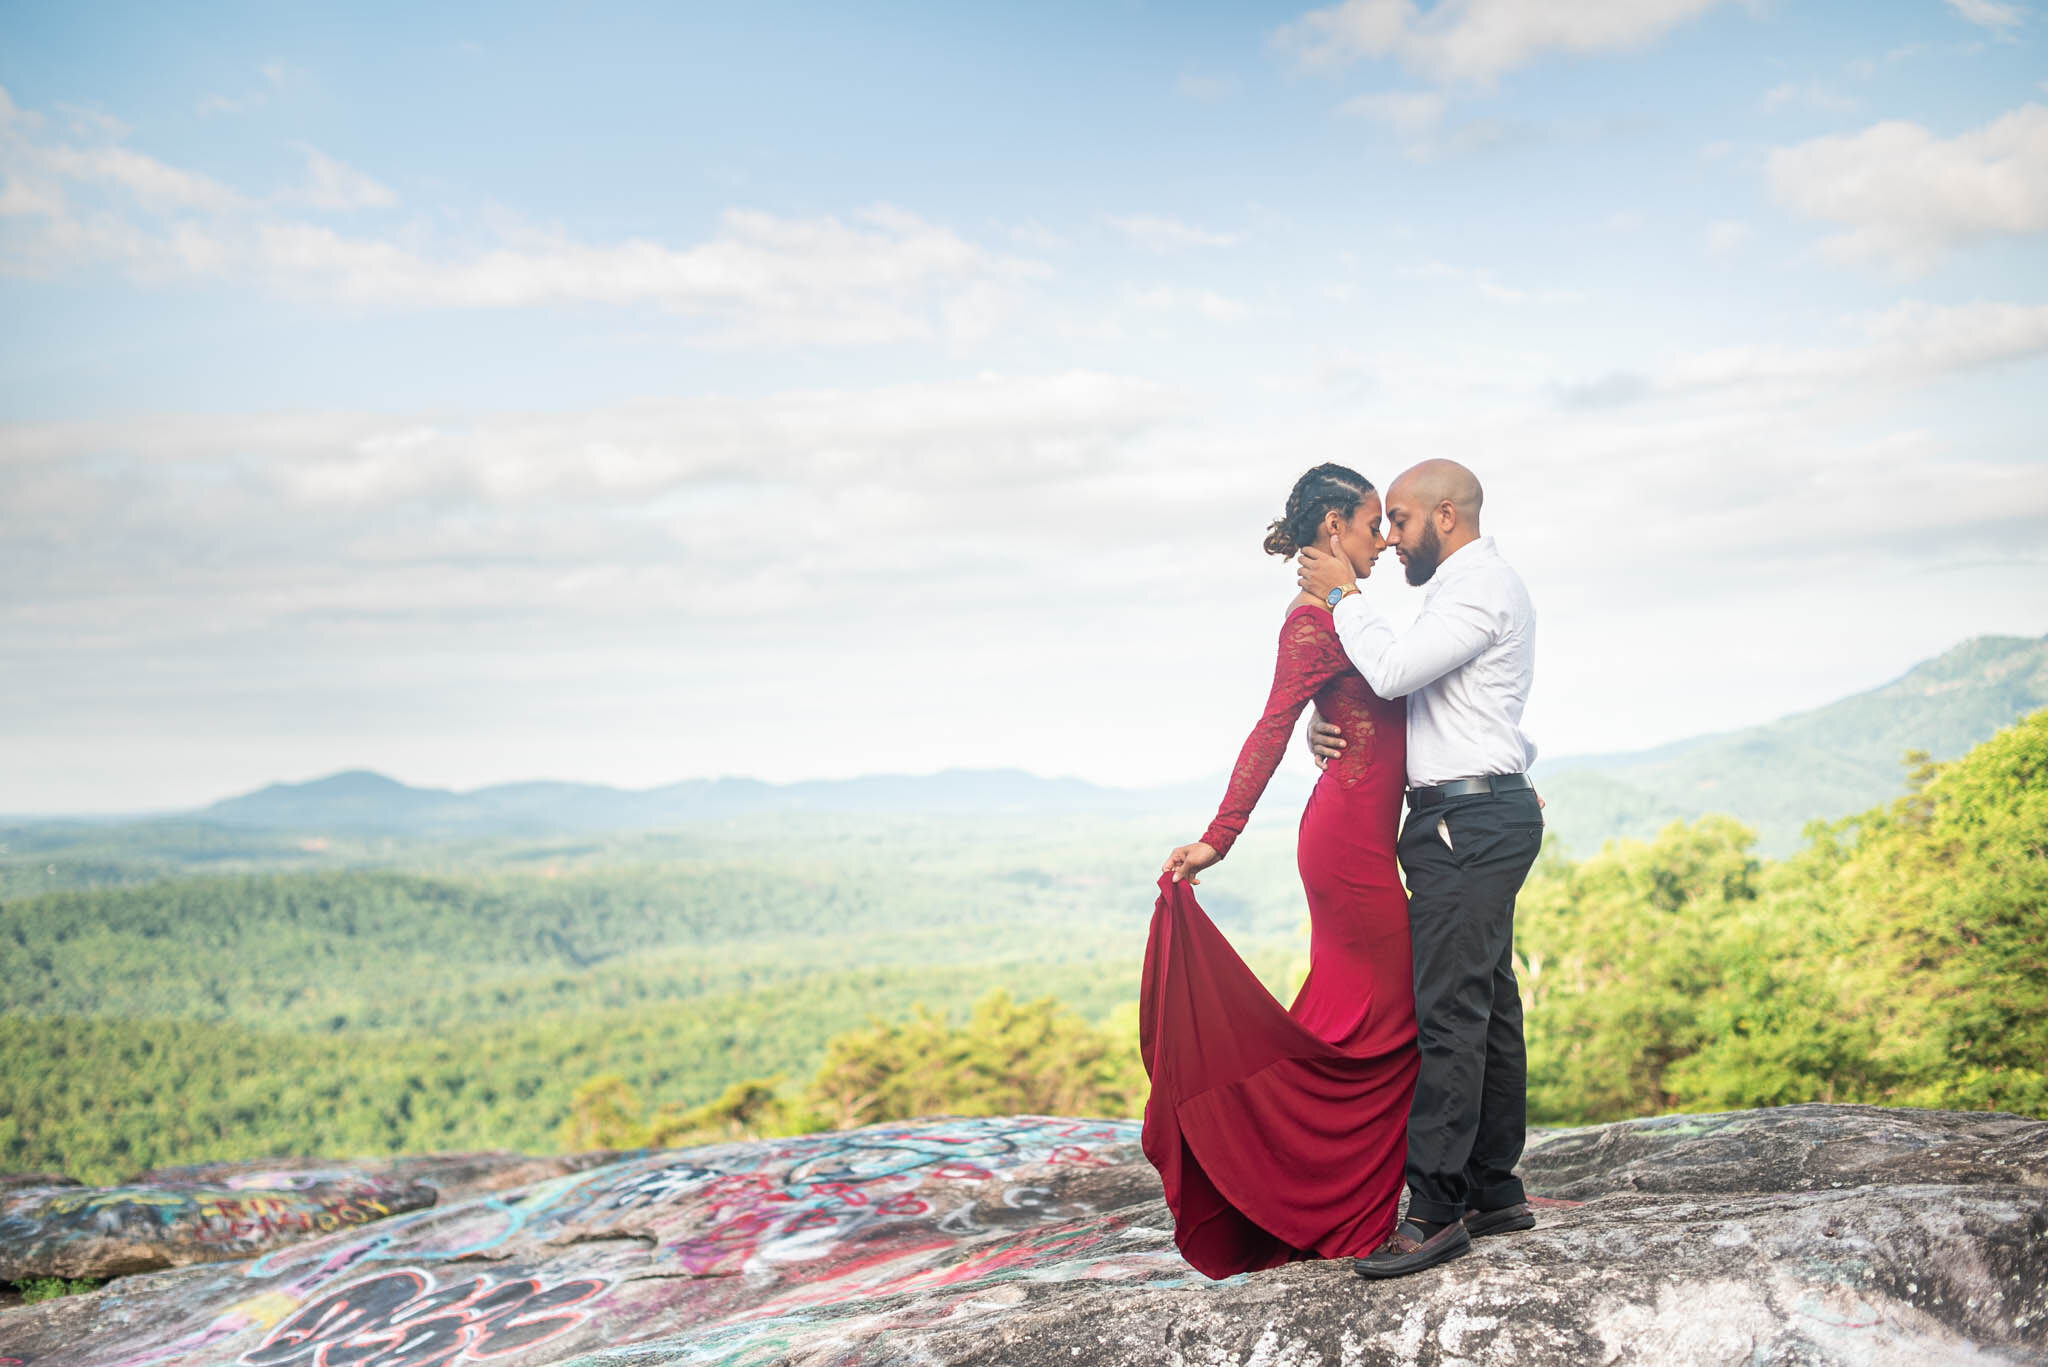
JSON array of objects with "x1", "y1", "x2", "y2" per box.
[
  {"x1": 1533, "y1": 633, "x2": 2048, "y2": 854},
  {"x1": 74, "y1": 632, "x2": 2048, "y2": 858},
  {"x1": 197, "y1": 766, "x2": 1222, "y2": 839}
]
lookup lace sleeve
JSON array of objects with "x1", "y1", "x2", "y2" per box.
[{"x1": 1199, "y1": 606, "x2": 1352, "y2": 858}]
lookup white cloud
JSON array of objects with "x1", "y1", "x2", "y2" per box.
[
  {"x1": 1759, "y1": 80, "x2": 1859, "y2": 114},
  {"x1": 1004, "y1": 220, "x2": 1066, "y2": 250},
  {"x1": 291, "y1": 147, "x2": 398, "y2": 210},
  {"x1": 0, "y1": 372, "x2": 1190, "y2": 666},
  {"x1": 1945, "y1": 0, "x2": 2025, "y2": 33},
  {"x1": 1404, "y1": 258, "x2": 1580, "y2": 304},
  {"x1": 1273, "y1": 0, "x2": 1734, "y2": 84},
  {"x1": 1104, "y1": 214, "x2": 1243, "y2": 249},
  {"x1": 197, "y1": 62, "x2": 296, "y2": 118},
  {"x1": 10, "y1": 336, "x2": 2045, "y2": 809},
  {"x1": 1338, "y1": 89, "x2": 1449, "y2": 131},
  {"x1": 1704, "y1": 219, "x2": 1752, "y2": 255},
  {"x1": 1767, "y1": 104, "x2": 2048, "y2": 272},
  {"x1": 237, "y1": 209, "x2": 1041, "y2": 342},
  {"x1": 1557, "y1": 299, "x2": 2048, "y2": 405},
  {"x1": 1127, "y1": 286, "x2": 1250, "y2": 322},
  {"x1": 1175, "y1": 72, "x2": 1241, "y2": 101},
  {"x1": 29, "y1": 142, "x2": 245, "y2": 214},
  {"x1": 197, "y1": 93, "x2": 264, "y2": 118},
  {"x1": 53, "y1": 103, "x2": 129, "y2": 139},
  {"x1": 0, "y1": 86, "x2": 1042, "y2": 344}
]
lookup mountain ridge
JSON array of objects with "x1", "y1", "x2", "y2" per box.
[
  {"x1": 18, "y1": 632, "x2": 2047, "y2": 856},
  {"x1": 1533, "y1": 631, "x2": 2048, "y2": 853},
  {"x1": 196, "y1": 764, "x2": 1216, "y2": 837}
]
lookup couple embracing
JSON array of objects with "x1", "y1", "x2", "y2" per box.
[{"x1": 1140, "y1": 459, "x2": 1543, "y2": 1281}]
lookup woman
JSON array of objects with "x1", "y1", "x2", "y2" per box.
[{"x1": 1141, "y1": 462, "x2": 1418, "y2": 1279}]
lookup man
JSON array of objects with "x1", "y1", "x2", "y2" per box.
[{"x1": 1296, "y1": 458, "x2": 1542, "y2": 1280}]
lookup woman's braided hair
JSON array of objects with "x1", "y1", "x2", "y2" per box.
[{"x1": 1263, "y1": 462, "x2": 1374, "y2": 559}]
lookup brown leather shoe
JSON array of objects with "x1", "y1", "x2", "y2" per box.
[
  {"x1": 1463, "y1": 1202, "x2": 1536, "y2": 1238},
  {"x1": 1353, "y1": 1218, "x2": 1472, "y2": 1279}
]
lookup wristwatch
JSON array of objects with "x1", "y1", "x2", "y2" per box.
[{"x1": 1325, "y1": 584, "x2": 1359, "y2": 608}]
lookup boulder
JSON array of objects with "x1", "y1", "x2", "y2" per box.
[
  {"x1": 1520, "y1": 1102, "x2": 2048, "y2": 1198},
  {"x1": 0, "y1": 1107, "x2": 2042, "y2": 1366},
  {"x1": 0, "y1": 1168, "x2": 438, "y2": 1281},
  {"x1": 131, "y1": 1148, "x2": 630, "y2": 1206},
  {"x1": 0, "y1": 1150, "x2": 635, "y2": 1283}
]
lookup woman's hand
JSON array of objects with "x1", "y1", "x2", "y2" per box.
[{"x1": 1163, "y1": 841, "x2": 1220, "y2": 885}]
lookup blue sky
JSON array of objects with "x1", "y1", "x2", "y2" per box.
[{"x1": 3, "y1": 0, "x2": 2045, "y2": 811}]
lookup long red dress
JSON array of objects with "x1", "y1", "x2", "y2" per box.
[{"x1": 1140, "y1": 601, "x2": 1419, "y2": 1279}]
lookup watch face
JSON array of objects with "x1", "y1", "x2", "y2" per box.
[{"x1": 1326, "y1": 587, "x2": 1345, "y2": 606}]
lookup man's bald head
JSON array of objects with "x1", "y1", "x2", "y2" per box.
[
  {"x1": 1383, "y1": 459, "x2": 1484, "y2": 585},
  {"x1": 1388, "y1": 459, "x2": 1483, "y2": 529}
]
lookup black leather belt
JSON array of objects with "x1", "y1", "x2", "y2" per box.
[{"x1": 1406, "y1": 773, "x2": 1534, "y2": 810}]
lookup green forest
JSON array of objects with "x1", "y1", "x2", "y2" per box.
[{"x1": 2, "y1": 712, "x2": 2042, "y2": 1184}]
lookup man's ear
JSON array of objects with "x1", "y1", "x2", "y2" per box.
[{"x1": 1436, "y1": 500, "x2": 1458, "y2": 534}]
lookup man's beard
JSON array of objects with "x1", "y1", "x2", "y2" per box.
[{"x1": 1404, "y1": 522, "x2": 1444, "y2": 585}]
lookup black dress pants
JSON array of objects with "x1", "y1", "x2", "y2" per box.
[{"x1": 1395, "y1": 786, "x2": 1544, "y2": 1226}]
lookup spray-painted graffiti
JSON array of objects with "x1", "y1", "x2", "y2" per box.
[
  {"x1": 11, "y1": 1108, "x2": 2018, "y2": 1367},
  {"x1": 32, "y1": 1188, "x2": 397, "y2": 1242},
  {"x1": 0, "y1": 1175, "x2": 432, "y2": 1281},
  {"x1": 5, "y1": 1116, "x2": 1190, "y2": 1367},
  {"x1": 596, "y1": 1162, "x2": 718, "y2": 1213},
  {"x1": 239, "y1": 1268, "x2": 606, "y2": 1367},
  {"x1": 636, "y1": 1117, "x2": 1139, "y2": 1277}
]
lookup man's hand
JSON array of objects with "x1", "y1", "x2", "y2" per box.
[
  {"x1": 1163, "y1": 841, "x2": 1219, "y2": 885},
  {"x1": 1307, "y1": 714, "x2": 1346, "y2": 768},
  {"x1": 1296, "y1": 544, "x2": 1357, "y2": 601}
]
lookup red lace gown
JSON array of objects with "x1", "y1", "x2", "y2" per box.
[{"x1": 1140, "y1": 601, "x2": 1418, "y2": 1279}]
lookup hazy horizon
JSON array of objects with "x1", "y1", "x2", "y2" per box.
[
  {"x1": 5, "y1": 1, "x2": 2046, "y2": 811},
  {"x1": 12, "y1": 623, "x2": 2040, "y2": 819}
]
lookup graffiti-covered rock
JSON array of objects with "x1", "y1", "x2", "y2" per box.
[
  {"x1": 1, "y1": 1107, "x2": 2045, "y2": 1366},
  {"x1": 1519, "y1": 1101, "x2": 2048, "y2": 1199},
  {"x1": 131, "y1": 1148, "x2": 630, "y2": 1207},
  {"x1": 0, "y1": 1168, "x2": 437, "y2": 1280}
]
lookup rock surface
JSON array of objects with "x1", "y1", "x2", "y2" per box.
[
  {"x1": 0, "y1": 1168, "x2": 438, "y2": 1281},
  {"x1": 1520, "y1": 1102, "x2": 2048, "y2": 1198},
  {"x1": 0, "y1": 1107, "x2": 2043, "y2": 1366},
  {"x1": 0, "y1": 1150, "x2": 629, "y2": 1281},
  {"x1": 132, "y1": 1149, "x2": 629, "y2": 1208}
]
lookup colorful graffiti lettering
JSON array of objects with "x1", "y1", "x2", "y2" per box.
[
  {"x1": 191, "y1": 1193, "x2": 392, "y2": 1242},
  {"x1": 642, "y1": 1117, "x2": 1139, "y2": 1278},
  {"x1": 243, "y1": 1196, "x2": 540, "y2": 1285},
  {"x1": 21, "y1": 1184, "x2": 405, "y2": 1251},
  {"x1": 239, "y1": 1268, "x2": 606, "y2": 1367},
  {"x1": 596, "y1": 1162, "x2": 718, "y2": 1213},
  {"x1": 7, "y1": 1116, "x2": 1200, "y2": 1367},
  {"x1": 35, "y1": 1189, "x2": 188, "y2": 1216}
]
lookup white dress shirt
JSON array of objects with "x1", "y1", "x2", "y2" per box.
[{"x1": 1331, "y1": 535, "x2": 1537, "y2": 787}]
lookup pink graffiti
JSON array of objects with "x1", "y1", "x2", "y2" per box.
[
  {"x1": 1045, "y1": 1146, "x2": 1111, "y2": 1167},
  {"x1": 240, "y1": 1268, "x2": 605, "y2": 1367}
]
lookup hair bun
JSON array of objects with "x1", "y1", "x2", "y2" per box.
[{"x1": 1265, "y1": 463, "x2": 1373, "y2": 559}]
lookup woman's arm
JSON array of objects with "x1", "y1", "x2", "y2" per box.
[{"x1": 1170, "y1": 605, "x2": 1351, "y2": 874}]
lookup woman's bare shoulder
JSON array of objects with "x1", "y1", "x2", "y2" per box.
[{"x1": 1288, "y1": 590, "x2": 1327, "y2": 615}]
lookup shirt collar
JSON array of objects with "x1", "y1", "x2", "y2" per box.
[{"x1": 1423, "y1": 534, "x2": 1495, "y2": 592}]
